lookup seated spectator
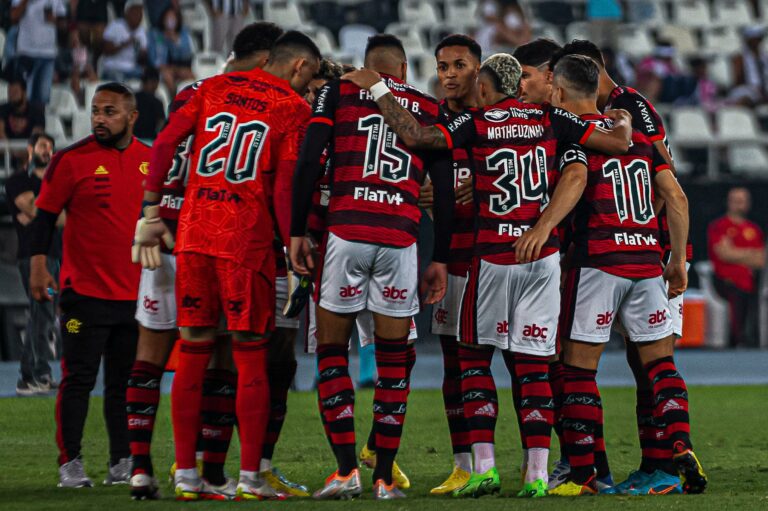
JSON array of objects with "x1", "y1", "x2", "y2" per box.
[
  {"x1": 134, "y1": 67, "x2": 166, "y2": 140},
  {"x1": 72, "y1": 0, "x2": 110, "y2": 60},
  {"x1": 677, "y1": 57, "x2": 719, "y2": 111},
  {"x1": 100, "y1": 0, "x2": 148, "y2": 81},
  {"x1": 206, "y1": 0, "x2": 249, "y2": 56},
  {"x1": 708, "y1": 187, "x2": 766, "y2": 347},
  {"x1": 729, "y1": 25, "x2": 768, "y2": 107},
  {"x1": 55, "y1": 31, "x2": 98, "y2": 103},
  {"x1": 148, "y1": 7, "x2": 195, "y2": 95},
  {"x1": 11, "y1": 0, "x2": 67, "y2": 105},
  {"x1": 635, "y1": 41, "x2": 683, "y2": 103},
  {"x1": 144, "y1": 0, "x2": 178, "y2": 30},
  {"x1": 0, "y1": 78, "x2": 45, "y2": 140},
  {"x1": 475, "y1": 0, "x2": 531, "y2": 54}
]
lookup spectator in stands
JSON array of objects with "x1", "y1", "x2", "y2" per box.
[
  {"x1": 635, "y1": 41, "x2": 682, "y2": 103},
  {"x1": 0, "y1": 77, "x2": 45, "y2": 140},
  {"x1": 100, "y1": 0, "x2": 148, "y2": 82},
  {"x1": 708, "y1": 187, "x2": 766, "y2": 347},
  {"x1": 206, "y1": 0, "x2": 249, "y2": 56},
  {"x1": 11, "y1": 0, "x2": 67, "y2": 105},
  {"x1": 729, "y1": 25, "x2": 768, "y2": 107},
  {"x1": 72, "y1": 0, "x2": 110, "y2": 61},
  {"x1": 4, "y1": 132, "x2": 62, "y2": 396},
  {"x1": 475, "y1": 0, "x2": 531, "y2": 54},
  {"x1": 679, "y1": 57, "x2": 719, "y2": 111},
  {"x1": 144, "y1": 0, "x2": 178, "y2": 30},
  {"x1": 57, "y1": 31, "x2": 98, "y2": 103},
  {"x1": 148, "y1": 6, "x2": 194, "y2": 95},
  {"x1": 133, "y1": 67, "x2": 165, "y2": 140}
]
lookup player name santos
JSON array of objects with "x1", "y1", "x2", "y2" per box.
[
  {"x1": 614, "y1": 232, "x2": 658, "y2": 246},
  {"x1": 354, "y1": 186, "x2": 404, "y2": 205}
]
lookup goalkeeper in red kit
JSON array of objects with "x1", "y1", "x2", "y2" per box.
[{"x1": 134, "y1": 31, "x2": 319, "y2": 501}]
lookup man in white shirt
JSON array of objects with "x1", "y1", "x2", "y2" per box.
[
  {"x1": 11, "y1": 0, "x2": 67, "y2": 105},
  {"x1": 101, "y1": 0, "x2": 148, "y2": 81}
]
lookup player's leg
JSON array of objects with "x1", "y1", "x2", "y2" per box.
[
  {"x1": 507, "y1": 253, "x2": 559, "y2": 498},
  {"x1": 102, "y1": 322, "x2": 139, "y2": 486},
  {"x1": 171, "y1": 253, "x2": 221, "y2": 500},
  {"x1": 56, "y1": 307, "x2": 110, "y2": 488}
]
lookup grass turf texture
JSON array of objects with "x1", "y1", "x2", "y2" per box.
[{"x1": 1, "y1": 386, "x2": 766, "y2": 510}]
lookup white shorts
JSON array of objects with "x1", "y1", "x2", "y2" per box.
[
  {"x1": 666, "y1": 262, "x2": 690, "y2": 338},
  {"x1": 431, "y1": 273, "x2": 467, "y2": 336},
  {"x1": 135, "y1": 253, "x2": 177, "y2": 330},
  {"x1": 562, "y1": 267, "x2": 673, "y2": 344},
  {"x1": 305, "y1": 299, "x2": 417, "y2": 354},
  {"x1": 458, "y1": 253, "x2": 560, "y2": 356},
  {"x1": 319, "y1": 233, "x2": 419, "y2": 318},
  {"x1": 275, "y1": 276, "x2": 300, "y2": 329}
]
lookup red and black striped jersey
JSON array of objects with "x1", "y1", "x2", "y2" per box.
[
  {"x1": 569, "y1": 114, "x2": 668, "y2": 279},
  {"x1": 307, "y1": 150, "x2": 332, "y2": 242},
  {"x1": 439, "y1": 101, "x2": 476, "y2": 276},
  {"x1": 437, "y1": 98, "x2": 594, "y2": 265},
  {"x1": 308, "y1": 75, "x2": 440, "y2": 247}
]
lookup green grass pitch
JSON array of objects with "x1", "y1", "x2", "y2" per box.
[{"x1": 1, "y1": 386, "x2": 766, "y2": 510}]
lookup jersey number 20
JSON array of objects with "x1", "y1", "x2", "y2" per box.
[{"x1": 197, "y1": 113, "x2": 269, "y2": 184}]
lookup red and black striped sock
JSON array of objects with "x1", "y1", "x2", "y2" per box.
[
  {"x1": 561, "y1": 364, "x2": 600, "y2": 485},
  {"x1": 458, "y1": 345, "x2": 497, "y2": 446},
  {"x1": 316, "y1": 344, "x2": 357, "y2": 476},
  {"x1": 549, "y1": 360, "x2": 567, "y2": 461},
  {"x1": 372, "y1": 335, "x2": 410, "y2": 485},
  {"x1": 636, "y1": 388, "x2": 666, "y2": 473},
  {"x1": 171, "y1": 340, "x2": 214, "y2": 470},
  {"x1": 232, "y1": 340, "x2": 270, "y2": 473},
  {"x1": 646, "y1": 356, "x2": 692, "y2": 454},
  {"x1": 366, "y1": 343, "x2": 414, "y2": 453},
  {"x1": 200, "y1": 369, "x2": 236, "y2": 485},
  {"x1": 127, "y1": 360, "x2": 164, "y2": 477},
  {"x1": 441, "y1": 336, "x2": 471, "y2": 456},
  {"x1": 262, "y1": 359, "x2": 297, "y2": 463},
  {"x1": 593, "y1": 387, "x2": 611, "y2": 479},
  {"x1": 514, "y1": 354, "x2": 554, "y2": 450}
]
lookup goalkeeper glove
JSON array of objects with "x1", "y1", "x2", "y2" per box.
[
  {"x1": 131, "y1": 204, "x2": 175, "y2": 270},
  {"x1": 282, "y1": 268, "x2": 312, "y2": 318}
]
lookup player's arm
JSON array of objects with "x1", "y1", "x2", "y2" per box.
[
  {"x1": 290, "y1": 83, "x2": 338, "y2": 275},
  {"x1": 653, "y1": 163, "x2": 689, "y2": 298},
  {"x1": 515, "y1": 145, "x2": 588, "y2": 263},
  {"x1": 711, "y1": 227, "x2": 765, "y2": 269},
  {"x1": 342, "y1": 69, "x2": 450, "y2": 149},
  {"x1": 421, "y1": 153, "x2": 455, "y2": 304},
  {"x1": 551, "y1": 107, "x2": 631, "y2": 155}
]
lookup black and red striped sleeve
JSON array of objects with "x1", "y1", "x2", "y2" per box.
[
  {"x1": 435, "y1": 110, "x2": 476, "y2": 150},
  {"x1": 309, "y1": 80, "x2": 340, "y2": 127},
  {"x1": 549, "y1": 107, "x2": 595, "y2": 145},
  {"x1": 651, "y1": 145, "x2": 671, "y2": 176}
]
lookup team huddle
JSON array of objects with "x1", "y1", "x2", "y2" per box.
[{"x1": 121, "y1": 21, "x2": 708, "y2": 501}]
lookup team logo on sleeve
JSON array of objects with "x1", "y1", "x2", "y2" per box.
[{"x1": 484, "y1": 109, "x2": 510, "y2": 122}]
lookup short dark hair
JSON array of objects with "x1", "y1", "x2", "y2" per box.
[
  {"x1": 8, "y1": 77, "x2": 26, "y2": 90},
  {"x1": 365, "y1": 34, "x2": 406, "y2": 59},
  {"x1": 315, "y1": 58, "x2": 344, "y2": 81},
  {"x1": 549, "y1": 39, "x2": 605, "y2": 70},
  {"x1": 95, "y1": 81, "x2": 137, "y2": 109},
  {"x1": 28, "y1": 132, "x2": 55, "y2": 149},
  {"x1": 513, "y1": 38, "x2": 561, "y2": 67},
  {"x1": 233, "y1": 21, "x2": 284, "y2": 59},
  {"x1": 269, "y1": 30, "x2": 322, "y2": 63},
  {"x1": 552, "y1": 54, "x2": 599, "y2": 98},
  {"x1": 435, "y1": 34, "x2": 482, "y2": 62},
  {"x1": 142, "y1": 67, "x2": 160, "y2": 83}
]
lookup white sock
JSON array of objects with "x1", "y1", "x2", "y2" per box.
[
  {"x1": 176, "y1": 468, "x2": 198, "y2": 480},
  {"x1": 239, "y1": 470, "x2": 258, "y2": 481},
  {"x1": 473, "y1": 443, "x2": 495, "y2": 474},
  {"x1": 454, "y1": 452, "x2": 472, "y2": 473},
  {"x1": 525, "y1": 448, "x2": 549, "y2": 483},
  {"x1": 259, "y1": 459, "x2": 272, "y2": 472},
  {"x1": 521, "y1": 448, "x2": 528, "y2": 478}
]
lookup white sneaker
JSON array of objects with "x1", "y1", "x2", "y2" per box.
[
  {"x1": 58, "y1": 458, "x2": 93, "y2": 488},
  {"x1": 129, "y1": 473, "x2": 160, "y2": 500},
  {"x1": 174, "y1": 472, "x2": 203, "y2": 501},
  {"x1": 200, "y1": 477, "x2": 238, "y2": 500},
  {"x1": 236, "y1": 473, "x2": 287, "y2": 500},
  {"x1": 548, "y1": 459, "x2": 571, "y2": 490},
  {"x1": 104, "y1": 457, "x2": 132, "y2": 485}
]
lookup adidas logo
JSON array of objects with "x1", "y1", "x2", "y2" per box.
[
  {"x1": 378, "y1": 415, "x2": 400, "y2": 425},
  {"x1": 94, "y1": 165, "x2": 109, "y2": 175},
  {"x1": 575, "y1": 435, "x2": 594, "y2": 445},
  {"x1": 474, "y1": 403, "x2": 497, "y2": 417},
  {"x1": 523, "y1": 410, "x2": 546, "y2": 423},
  {"x1": 336, "y1": 406, "x2": 354, "y2": 420},
  {"x1": 662, "y1": 399, "x2": 684, "y2": 413}
]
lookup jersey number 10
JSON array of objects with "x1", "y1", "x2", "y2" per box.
[
  {"x1": 602, "y1": 158, "x2": 654, "y2": 224},
  {"x1": 196, "y1": 113, "x2": 269, "y2": 184}
]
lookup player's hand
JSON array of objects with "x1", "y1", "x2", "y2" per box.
[
  {"x1": 341, "y1": 68, "x2": 382, "y2": 90},
  {"x1": 456, "y1": 176, "x2": 473, "y2": 205},
  {"x1": 514, "y1": 226, "x2": 550, "y2": 264},
  {"x1": 290, "y1": 236, "x2": 316, "y2": 276},
  {"x1": 418, "y1": 180, "x2": 434, "y2": 209},
  {"x1": 30, "y1": 257, "x2": 57, "y2": 302},
  {"x1": 604, "y1": 108, "x2": 631, "y2": 124},
  {"x1": 282, "y1": 269, "x2": 312, "y2": 318},
  {"x1": 131, "y1": 205, "x2": 174, "y2": 270},
  {"x1": 420, "y1": 262, "x2": 447, "y2": 305},
  {"x1": 663, "y1": 260, "x2": 688, "y2": 299}
]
